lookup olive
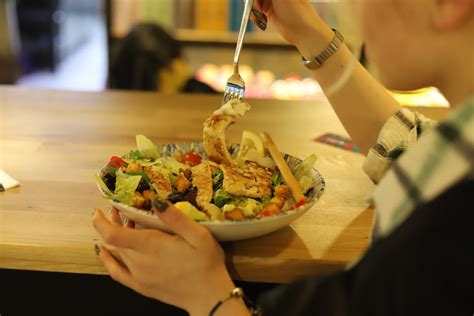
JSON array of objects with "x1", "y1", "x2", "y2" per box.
[
  {"x1": 136, "y1": 178, "x2": 150, "y2": 193},
  {"x1": 103, "y1": 173, "x2": 116, "y2": 192}
]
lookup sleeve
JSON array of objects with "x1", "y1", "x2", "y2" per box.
[
  {"x1": 362, "y1": 108, "x2": 437, "y2": 183},
  {"x1": 257, "y1": 180, "x2": 474, "y2": 316}
]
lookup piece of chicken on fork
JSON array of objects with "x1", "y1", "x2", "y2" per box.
[{"x1": 203, "y1": 99, "x2": 250, "y2": 165}]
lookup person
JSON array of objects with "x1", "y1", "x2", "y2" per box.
[
  {"x1": 93, "y1": 0, "x2": 474, "y2": 315},
  {"x1": 109, "y1": 23, "x2": 217, "y2": 94}
]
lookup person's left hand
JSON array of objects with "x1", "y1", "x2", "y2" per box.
[{"x1": 92, "y1": 203, "x2": 237, "y2": 315}]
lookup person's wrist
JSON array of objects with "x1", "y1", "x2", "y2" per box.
[
  {"x1": 293, "y1": 23, "x2": 335, "y2": 62},
  {"x1": 187, "y1": 269, "x2": 248, "y2": 316}
]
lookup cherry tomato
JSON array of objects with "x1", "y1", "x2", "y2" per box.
[
  {"x1": 108, "y1": 156, "x2": 127, "y2": 168},
  {"x1": 180, "y1": 151, "x2": 202, "y2": 166}
]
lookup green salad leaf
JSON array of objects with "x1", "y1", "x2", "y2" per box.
[
  {"x1": 260, "y1": 196, "x2": 272, "y2": 205},
  {"x1": 238, "y1": 198, "x2": 261, "y2": 217},
  {"x1": 212, "y1": 170, "x2": 224, "y2": 189},
  {"x1": 293, "y1": 154, "x2": 318, "y2": 181},
  {"x1": 113, "y1": 171, "x2": 142, "y2": 205},
  {"x1": 272, "y1": 171, "x2": 283, "y2": 186},
  {"x1": 136, "y1": 134, "x2": 160, "y2": 159},
  {"x1": 97, "y1": 170, "x2": 141, "y2": 206},
  {"x1": 299, "y1": 175, "x2": 313, "y2": 194},
  {"x1": 126, "y1": 171, "x2": 152, "y2": 187},
  {"x1": 125, "y1": 149, "x2": 145, "y2": 161},
  {"x1": 213, "y1": 189, "x2": 233, "y2": 207},
  {"x1": 158, "y1": 157, "x2": 189, "y2": 174}
]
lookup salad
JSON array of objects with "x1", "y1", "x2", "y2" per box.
[{"x1": 97, "y1": 100, "x2": 317, "y2": 222}]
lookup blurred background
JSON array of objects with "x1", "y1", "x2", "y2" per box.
[{"x1": 0, "y1": 0, "x2": 448, "y2": 106}]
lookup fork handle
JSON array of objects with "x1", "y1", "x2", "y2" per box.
[{"x1": 233, "y1": 0, "x2": 254, "y2": 67}]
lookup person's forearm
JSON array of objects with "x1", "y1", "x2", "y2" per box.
[{"x1": 293, "y1": 23, "x2": 401, "y2": 155}]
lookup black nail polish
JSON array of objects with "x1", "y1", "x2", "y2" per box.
[
  {"x1": 251, "y1": 8, "x2": 262, "y2": 19},
  {"x1": 153, "y1": 198, "x2": 169, "y2": 213},
  {"x1": 94, "y1": 244, "x2": 100, "y2": 256},
  {"x1": 252, "y1": 9, "x2": 267, "y2": 31},
  {"x1": 256, "y1": 19, "x2": 267, "y2": 31}
]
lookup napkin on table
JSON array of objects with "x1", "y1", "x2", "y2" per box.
[{"x1": 0, "y1": 169, "x2": 20, "y2": 191}]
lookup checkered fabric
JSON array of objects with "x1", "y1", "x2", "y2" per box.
[{"x1": 365, "y1": 98, "x2": 474, "y2": 238}]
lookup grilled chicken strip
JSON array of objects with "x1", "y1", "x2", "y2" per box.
[
  {"x1": 203, "y1": 114, "x2": 235, "y2": 165},
  {"x1": 220, "y1": 162, "x2": 273, "y2": 199},
  {"x1": 191, "y1": 162, "x2": 214, "y2": 208},
  {"x1": 144, "y1": 166, "x2": 172, "y2": 198},
  {"x1": 203, "y1": 99, "x2": 250, "y2": 165}
]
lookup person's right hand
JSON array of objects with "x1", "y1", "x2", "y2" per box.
[{"x1": 251, "y1": 0, "x2": 332, "y2": 50}]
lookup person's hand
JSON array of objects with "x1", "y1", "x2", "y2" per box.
[
  {"x1": 252, "y1": 0, "x2": 333, "y2": 51},
  {"x1": 92, "y1": 204, "x2": 248, "y2": 315}
]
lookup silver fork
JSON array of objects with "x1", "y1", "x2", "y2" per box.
[{"x1": 222, "y1": 0, "x2": 254, "y2": 104}]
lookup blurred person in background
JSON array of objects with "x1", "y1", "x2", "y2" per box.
[
  {"x1": 109, "y1": 23, "x2": 216, "y2": 94},
  {"x1": 0, "y1": 0, "x2": 20, "y2": 83},
  {"x1": 94, "y1": 0, "x2": 474, "y2": 315}
]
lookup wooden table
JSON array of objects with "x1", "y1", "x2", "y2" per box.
[{"x1": 0, "y1": 85, "x2": 376, "y2": 283}]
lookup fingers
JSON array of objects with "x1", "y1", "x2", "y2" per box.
[
  {"x1": 109, "y1": 207, "x2": 135, "y2": 228},
  {"x1": 109, "y1": 207, "x2": 123, "y2": 226},
  {"x1": 152, "y1": 199, "x2": 210, "y2": 247},
  {"x1": 256, "y1": 0, "x2": 271, "y2": 13},
  {"x1": 125, "y1": 218, "x2": 136, "y2": 229},
  {"x1": 98, "y1": 245, "x2": 135, "y2": 290},
  {"x1": 93, "y1": 209, "x2": 147, "y2": 250},
  {"x1": 253, "y1": 0, "x2": 262, "y2": 11}
]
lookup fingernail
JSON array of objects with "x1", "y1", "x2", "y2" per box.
[
  {"x1": 256, "y1": 19, "x2": 267, "y2": 31},
  {"x1": 251, "y1": 8, "x2": 262, "y2": 19},
  {"x1": 153, "y1": 197, "x2": 169, "y2": 213},
  {"x1": 94, "y1": 244, "x2": 100, "y2": 256},
  {"x1": 252, "y1": 9, "x2": 267, "y2": 31}
]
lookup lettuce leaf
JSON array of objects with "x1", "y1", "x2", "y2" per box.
[
  {"x1": 113, "y1": 172, "x2": 142, "y2": 205},
  {"x1": 136, "y1": 134, "x2": 160, "y2": 159},
  {"x1": 124, "y1": 149, "x2": 145, "y2": 161},
  {"x1": 272, "y1": 172, "x2": 283, "y2": 186},
  {"x1": 213, "y1": 189, "x2": 233, "y2": 207},
  {"x1": 96, "y1": 170, "x2": 141, "y2": 206},
  {"x1": 238, "y1": 198, "x2": 261, "y2": 217},
  {"x1": 158, "y1": 157, "x2": 189, "y2": 174},
  {"x1": 299, "y1": 175, "x2": 313, "y2": 194},
  {"x1": 293, "y1": 154, "x2": 317, "y2": 181}
]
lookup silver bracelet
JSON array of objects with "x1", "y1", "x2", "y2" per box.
[{"x1": 302, "y1": 28, "x2": 345, "y2": 70}]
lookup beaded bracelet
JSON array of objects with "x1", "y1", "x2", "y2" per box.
[{"x1": 208, "y1": 287, "x2": 262, "y2": 316}]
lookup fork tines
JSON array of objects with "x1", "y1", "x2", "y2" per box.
[{"x1": 223, "y1": 83, "x2": 245, "y2": 104}]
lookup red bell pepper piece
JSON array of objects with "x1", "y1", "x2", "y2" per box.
[{"x1": 289, "y1": 198, "x2": 307, "y2": 210}]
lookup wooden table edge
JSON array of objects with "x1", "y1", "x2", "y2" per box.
[{"x1": 0, "y1": 243, "x2": 352, "y2": 283}]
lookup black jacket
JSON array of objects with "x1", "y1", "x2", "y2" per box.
[{"x1": 259, "y1": 179, "x2": 474, "y2": 316}]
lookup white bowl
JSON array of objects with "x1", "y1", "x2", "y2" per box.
[{"x1": 98, "y1": 142, "x2": 325, "y2": 241}]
